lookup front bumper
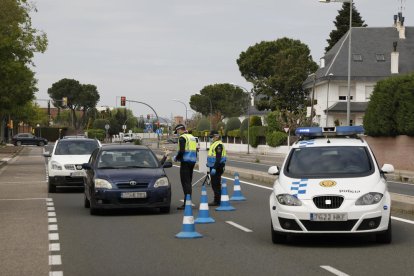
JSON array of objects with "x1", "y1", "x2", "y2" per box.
[
  {"x1": 269, "y1": 192, "x2": 391, "y2": 234},
  {"x1": 49, "y1": 175, "x2": 85, "y2": 187},
  {"x1": 91, "y1": 187, "x2": 171, "y2": 209}
]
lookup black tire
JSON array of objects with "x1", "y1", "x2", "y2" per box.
[
  {"x1": 84, "y1": 194, "x2": 90, "y2": 208},
  {"x1": 89, "y1": 199, "x2": 99, "y2": 215},
  {"x1": 48, "y1": 177, "x2": 56, "y2": 193},
  {"x1": 271, "y1": 221, "x2": 287, "y2": 244},
  {"x1": 16, "y1": 141, "x2": 22, "y2": 146},
  {"x1": 376, "y1": 218, "x2": 392, "y2": 244},
  {"x1": 38, "y1": 141, "x2": 45, "y2": 146},
  {"x1": 159, "y1": 206, "x2": 171, "y2": 214}
]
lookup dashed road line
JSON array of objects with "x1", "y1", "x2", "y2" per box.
[
  {"x1": 46, "y1": 198, "x2": 63, "y2": 276},
  {"x1": 320, "y1": 266, "x2": 349, "y2": 276},
  {"x1": 392, "y1": 216, "x2": 414, "y2": 225},
  {"x1": 225, "y1": 221, "x2": 253, "y2": 232},
  {"x1": 0, "y1": 197, "x2": 49, "y2": 201}
]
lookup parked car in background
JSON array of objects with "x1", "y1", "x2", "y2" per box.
[
  {"x1": 44, "y1": 138, "x2": 101, "y2": 192},
  {"x1": 122, "y1": 133, "x2": 141, "y2": 143},
  {"x1": 12, "y1": 133, "x2": 48, "y2": 146},
  {"x1": 82, "y1": 144, "x2": 172, "y2": 215}
]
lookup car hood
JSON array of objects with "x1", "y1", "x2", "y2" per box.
[
  {"x1": 51, "y1": 155, "x2": 91, "y2": 165},
  {"x1": 276, "y1": 173, "x2": 385, "y2": 200},
  {"x1": 96, "y1": 168, "x2": 166, "y2": 182}
]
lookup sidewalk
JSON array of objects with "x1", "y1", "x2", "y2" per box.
[{"x1": 0, "y1": 145, "x2": 23, "y2": 169}]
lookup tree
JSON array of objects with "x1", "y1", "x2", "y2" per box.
[
  {"x1": 0, "y1": 0, "x2": 47, "y2": 141},
  {"x1": 265, "y1": 110, "x2": 283, "y2": 132},
  {"x1": 189, "y1": 83, "x2": 249, "y2": 118},
  {"x1": 47, "y1": 79, "x2": 100, "y2": 130},
  {"x1": 225, "y1": 117, "x2": 241, "y2": 135},
  {"x1": 325, "y1": 3, "x2": 367, "y2": 53},
  {"x1": 250, "y1": 115, "x2": 262, "y2": 126},
  {"x1": 364, "y1": 74, "x2": 414, "y2": 136},
  {"x1": 237, "y1": 37, "x2": 318, "y2": 112},
  {"x1": 196, "y1": 118, "x2": 210, "y2": 131}
]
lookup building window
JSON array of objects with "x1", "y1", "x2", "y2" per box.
[
  {"x1": 376, "y1": 54, "x2": 385, "y2": 62},
  {"x1": 339, "y1": 96, "x2": 353, "y2": 101},
  {"x1": 339, "y1": 86, "x2": 355, "y2": 101},
  {"x1": 353, "y1": 54, "x2": 363, "y2": 62}
]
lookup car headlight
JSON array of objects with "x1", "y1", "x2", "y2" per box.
[
  {"x1": 154, "y1": 177, "x2": 169, "y2": 188},
  {"x1": 51, "y1": 161, "x2": 62, "y2": 170},
  {"x1": 276, "y1": 194, "x2": 302, "y2": 206},
  {"x1": 94, "y1": 179, "x2": 113, "y2": 189},
  {"x1": 355, "y1": 193, "x2": 383, "y2": 205}
]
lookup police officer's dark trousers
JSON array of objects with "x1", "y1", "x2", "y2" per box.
[
  {"x1": 180, "y1": 162, "x2": 195, "y2": 202},
  {"x1": 210, "y1": 167, "x2": 223, "y2": 203}
]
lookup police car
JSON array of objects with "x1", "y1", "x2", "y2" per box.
[{"x1": 268, "y1": 126, "x2": 394, "y2": 244}]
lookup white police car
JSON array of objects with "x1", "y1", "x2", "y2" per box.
[{"x1": 268, "y1": 126, "x2": 394, "y2": 244}]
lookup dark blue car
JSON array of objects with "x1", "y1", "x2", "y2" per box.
[{"x1": 82, "y1": 144, "x2": 172, "y2": 215}]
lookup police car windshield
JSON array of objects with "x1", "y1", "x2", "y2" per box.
[{"x1": 285, "y1": 146, "x2": 374, "y2": 178}]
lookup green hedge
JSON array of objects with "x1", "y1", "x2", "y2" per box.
[
  {"x1": 86, "y1": 129, "x2": 105, "y2": 140},
  {"x1": 228, "y1": 129, "x2": 241, "y2": 138},
  {"x1": 266, "y1": 131, "x2": 288, "y2": 147},
  {"x1": 248, "y1": 126, "x2": 266, "y2": 148}
]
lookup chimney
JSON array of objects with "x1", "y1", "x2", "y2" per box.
[
  {"x1": 391, "y1": 41, "x2": 399, "y2": 74},
  {"x1": 399, "y1": 17, "x2": 406, "y2": 39},
  {"x1": 320, "y1": 57, "x2": 325, "y2": 68},
  {"x1": 394, "y1": 12, "x2": 406, "y2": 39}
]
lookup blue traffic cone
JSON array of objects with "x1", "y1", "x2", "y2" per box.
[
  {"x1": 195, "y1": 185, "x2": 215, "y2": 224},
  {"x1": 176, "y1": 194, "x2": 203, "y2": 239},
  {"x1": 230, "y1": 172, "x2": 246, "y2": 201},
  {"x1": 216, "y1": 179, "x2": 236, "y2": 211}
]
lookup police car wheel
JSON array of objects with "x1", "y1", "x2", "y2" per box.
[
  {"x1": 376, "y1": 218, "x2": 392, "y2": 244},
  {"x1": 271, "y1": 221, "x2": 287, "y2": 244},
  {"x1": 48, "y1": 177, "x2": 56, "y2": 193}
]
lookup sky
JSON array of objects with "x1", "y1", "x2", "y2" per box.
[{"x1": 31, "y1": 0, "x2": 412, "y2": 119}]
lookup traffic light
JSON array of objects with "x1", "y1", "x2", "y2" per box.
[
  {"x1": 120, "y1": 96, "x2": 126, "y2": 106},
  {"x1": 62, "y1": 97, "x2": 68, "y2": 106}
]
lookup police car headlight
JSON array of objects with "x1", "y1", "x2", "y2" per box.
[
  {"x1": 355, "y1": 193, "x2": 383, "y2": 205},
  {"x1": 94, "y1": 179, "x2": 113, "y2": 189},
  {"x1": 154, "y1": 177, "x2": 169, "y2": 188},
  {"x1": 51, "y1": 161, "x2": 62, "y2": 170},
  {"x1": 276, "y1": 194, "x2": 302, "y2": 206}
]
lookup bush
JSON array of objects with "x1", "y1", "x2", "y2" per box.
[
  {"x1": 249, "y1": 126, "x2": 267, "y2": 148},
  {"x1": 87, "y1": 129, "x2": 105, "y2": 140},
  {"x1": 196, "y1": 118, "x2": 210, "y2": 131},
  {"x1": 266, "y1": 131, "x2": 288, "y2": 147},
  {"x1": 225, "y1": 117, "x2": 241, "y2": 135},
  {"x1": 228, "y1": 129, "x2": 241, "y2": 138},
  {"x1": 250, "y1": 115, "x2": 262, "y2": 126},
  {"x1": 217, "y1": 122, "x2": 226, "y2": 135},
  {"x1": 92, "y1": 119, "x2": 109, "y2": 130},
  {"x1": 265, "y1": 111, "x2": 283, "y2": 132}
]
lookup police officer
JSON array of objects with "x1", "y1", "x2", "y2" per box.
[
  {"x1": 173, "y1": 124, "x2": 197, "y2": 210},
  {"x1": 206, "y1": 130, "x2": 226, "y2": 206}
]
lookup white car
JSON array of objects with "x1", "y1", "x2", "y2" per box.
[
  {"x1": 44, "y1": 138, "x2": 101, "y2": 192},
  {"x1": 268, "y1": 126, "x2": 394, "y2": 244}
]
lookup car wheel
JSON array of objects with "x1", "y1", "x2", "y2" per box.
[
  {"x1": 271, "y1": 221, "x2": 287, "y2": 244},
  {"x1": 84, "y1": 194, "x2": 90, "y2": 208},
  {"x1": 376, "y1": 218, "x2": 392, "y2": 244},
  {"x1": 48, "y1": 177, "x2": 56, "y2": 193},
  {"x1": 159, "y1": 206, "x2": 171, "y2": 214},
  {"x1": 38, "y1": 141, "x2": 45, "y2": 146},
  {"x1": 16, "y1": 141, "x2": 22, "y2": 146}
]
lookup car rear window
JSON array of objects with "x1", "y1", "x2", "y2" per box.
[
  {"x1": 98, "y1": 149, "x2": 159, "y2": 169},
  {"x1": 284, "y1": 146, "x2": 375, "y2": 178},
  {"x1": 55, "y1": 140, "x2": 99, "y2": 155}
]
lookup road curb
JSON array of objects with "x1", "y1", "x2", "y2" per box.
[{"x1": 0, "y1": 146, "x2": 23, "y2": 169}]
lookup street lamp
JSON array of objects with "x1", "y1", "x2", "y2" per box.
[
  {"x1": 231, "y1": 84, "x2": 252, "y2": 154},
  {"x1": 202, "y1": 96, "x2": 213, "y2": 131},
  {"x1": 326, "y1": 73, "x2": 334, "y2": 126},
  {"x1": 320, "y1": 0, "x2": 352, "y2": 125},
  {"x1": 172, "y1": 99, "x2": 188, "y2": 124}
]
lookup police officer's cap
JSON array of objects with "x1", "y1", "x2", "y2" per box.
[
  {"x1": 209, "y1": 130, "x2": 219, "y2": 138},
  {"x1": 174, "y1": 124, "x2": 186, "y2": 134}
]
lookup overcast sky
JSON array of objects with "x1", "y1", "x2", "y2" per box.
[{"x1": 31, "y1": 0, "x2": 411, "y2": 119}]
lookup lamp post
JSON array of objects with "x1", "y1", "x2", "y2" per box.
[
  {"x1": 326, "y1": 73, "x2": 334, "y2": 126},
  {"x1": 231, "y1": 84, "x2": 252, "y2": 154},
  {"x1": 320, "y1": 0, "x2": 352, "y2": 125},
  {"x1": 202, "y1": 96, "x2": 213, "y2": 131},
  {"x1": 172, "y1": 99, "x2": 188, "y2": 125}
]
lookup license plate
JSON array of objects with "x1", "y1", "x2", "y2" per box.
[
  {"x1": 70, "y1": 171, "x2": 85, "y2": 177},
  {"x1": 310, "y1": 213, "x2": 347, "y2": 221},
  {"x1": 120, "y1": 192, "x2": 147, "y2": 199}
]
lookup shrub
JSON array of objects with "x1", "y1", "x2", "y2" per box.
[
  {"x1": 225, "y1": 117, "x2": 241, "y2": 135},
  {"x1": 92, "y1": 119, "x2": 109, "y2": 130},
  {"x1": 248, "y1": 126, "x2": 266, "y2": 148},
  {"x1": 265, "y1": 111, "x2": 283, "y2": 132},
  {"x1": 266, "y1": 131, "x2": 288, "y2": 147},
  {"x1": 250, "y1": 115, "x2": 262, "y2": 126},
  {"x1": 87, "y1": 129, "x2": 105, "y2": 141},
  {"x1": 228, "y1": 129, "x2": 241, "y2": 138},
  {"x1": 196, "y1": 118, "x2": 211, "y2": 131}
]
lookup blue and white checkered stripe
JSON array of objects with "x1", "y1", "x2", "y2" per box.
[
  {"x1": 298, "y1": 140, "x2": 314, "y2": 148},
  {"x1": 291, "y1": 179, "x2": 308, "y2": 197}
]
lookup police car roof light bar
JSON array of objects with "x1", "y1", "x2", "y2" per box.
[{"x1": 295, "y1": 126, "x2": 364, "y2": 137}]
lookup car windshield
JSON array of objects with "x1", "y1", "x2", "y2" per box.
[
  {"x1": 55, "y1": 140, "x2": 99, "y2": 155},
  {"x1": 98, "y1": 149, "x2": 159, "y2": 169},
  {"x1": 285, "y1": 146, "x2": 374, "y2": 178}
]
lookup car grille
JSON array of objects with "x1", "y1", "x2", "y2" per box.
[
  {"x1": 117, "y1": 183, "x2": 149, "y2": 189},
  {"x1": 118, "y1": 198, "x2": 148, "y2": 204},
  {"x1": 300, "y1": 220, "x2": 358, "y2": 231},
  {"x1": 64, "y1": 164, "x2": 83, "y2": 171},
  {"x1": 313, "y1": 196, "x2": 344, "y2": 209},
  {"x1": 64, "y1": 176, "x2": 84, "y2": 185}
]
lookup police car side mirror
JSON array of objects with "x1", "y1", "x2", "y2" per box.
[
  {"x1": 268, "y1": 166, "x2": 280, "y2": 175},
  {"x1": 381, "y1": 164, "x2": 394, "y2": 174},
  {"x1": 43, "y1": 151, "x2": 51, "y2": 158}
]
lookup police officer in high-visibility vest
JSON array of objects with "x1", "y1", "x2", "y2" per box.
[
  {"x1": 173, "y1": 124, "x2": 197, "y2": 210},
  {"x1": 206, "y1": 130, "x2": 226, "y2": 206}
]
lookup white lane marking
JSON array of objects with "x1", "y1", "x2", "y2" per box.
[
  {"x1": 49, "y1": 233, "x2": 59, "y2": 241},
  {"x1": 225, "y1": 221, "x2": 253, "y2": 232},
  {"x1": 47, "y1": 207, "x2": 55, "y2": 211},
  {"x1": 229, "y1": 160, "x2": 272, "y2": 167},
  {"x1": 0, "y1": 197, "x2": 49, "y2": 201},
  {"x1": 179, "y1": 199, "x2": 195, "y2": 207},
  {"x1": 48, "y1": 212, "x2": 56, "y2": 217},
  {"x1": 49, "y1": 243, "x2": 61, "y2": 251},
  {"x1": 48, "y1": 224, "x2": 58, "y2": 231},
  {"x1": 320, "y1": 266, "x2": 349, "y2": 276},
  {"x1": 46, "y1": 198, "x2": 53, "y2": 202},
  {"x1": 47, "y1": 202, "x2": 54, "y2": 206},
  {"x1": 1, "y1": 158, "x2": 12, "y2": 162},
  {"x1": 48, "y1": 218, "x2": 57, "y2": 223},
  {"x1": 49, "y1": 271, "x2": 63, "y2": 276},
  {"x1": 389, "y1": 181, "x2": 414, "y2": 186},
  {"x1": 392, "y1": 216, "x2": 414, "y2": 225},
  {"x1": 49, "y1": 255, "x2": 62, "y2": 265}
]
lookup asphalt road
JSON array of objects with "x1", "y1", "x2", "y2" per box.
[{"x1": 1, "y1": 147, "x2": 414, "y2": 276}]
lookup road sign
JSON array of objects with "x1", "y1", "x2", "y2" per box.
[
  {"x1": 129, "y1": 130, "x2": 132, "y2": 134},
  {"x1": 284, "y1": 127, "x2": 289, "y2": 133},
  {"x1": 122, "y1": 125, "x2": 126, "y2": 130},
  {"x1": 105, "y1": 124, "x2": 110, "y2": 130}
]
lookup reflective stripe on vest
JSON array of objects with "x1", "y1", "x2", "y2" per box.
[
  {"x1": 207, "y1": 140, "x2": 226, "y2": 167},
  {"x1": 178, "y1": 133, "x2": 197, "y2": 163}
]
